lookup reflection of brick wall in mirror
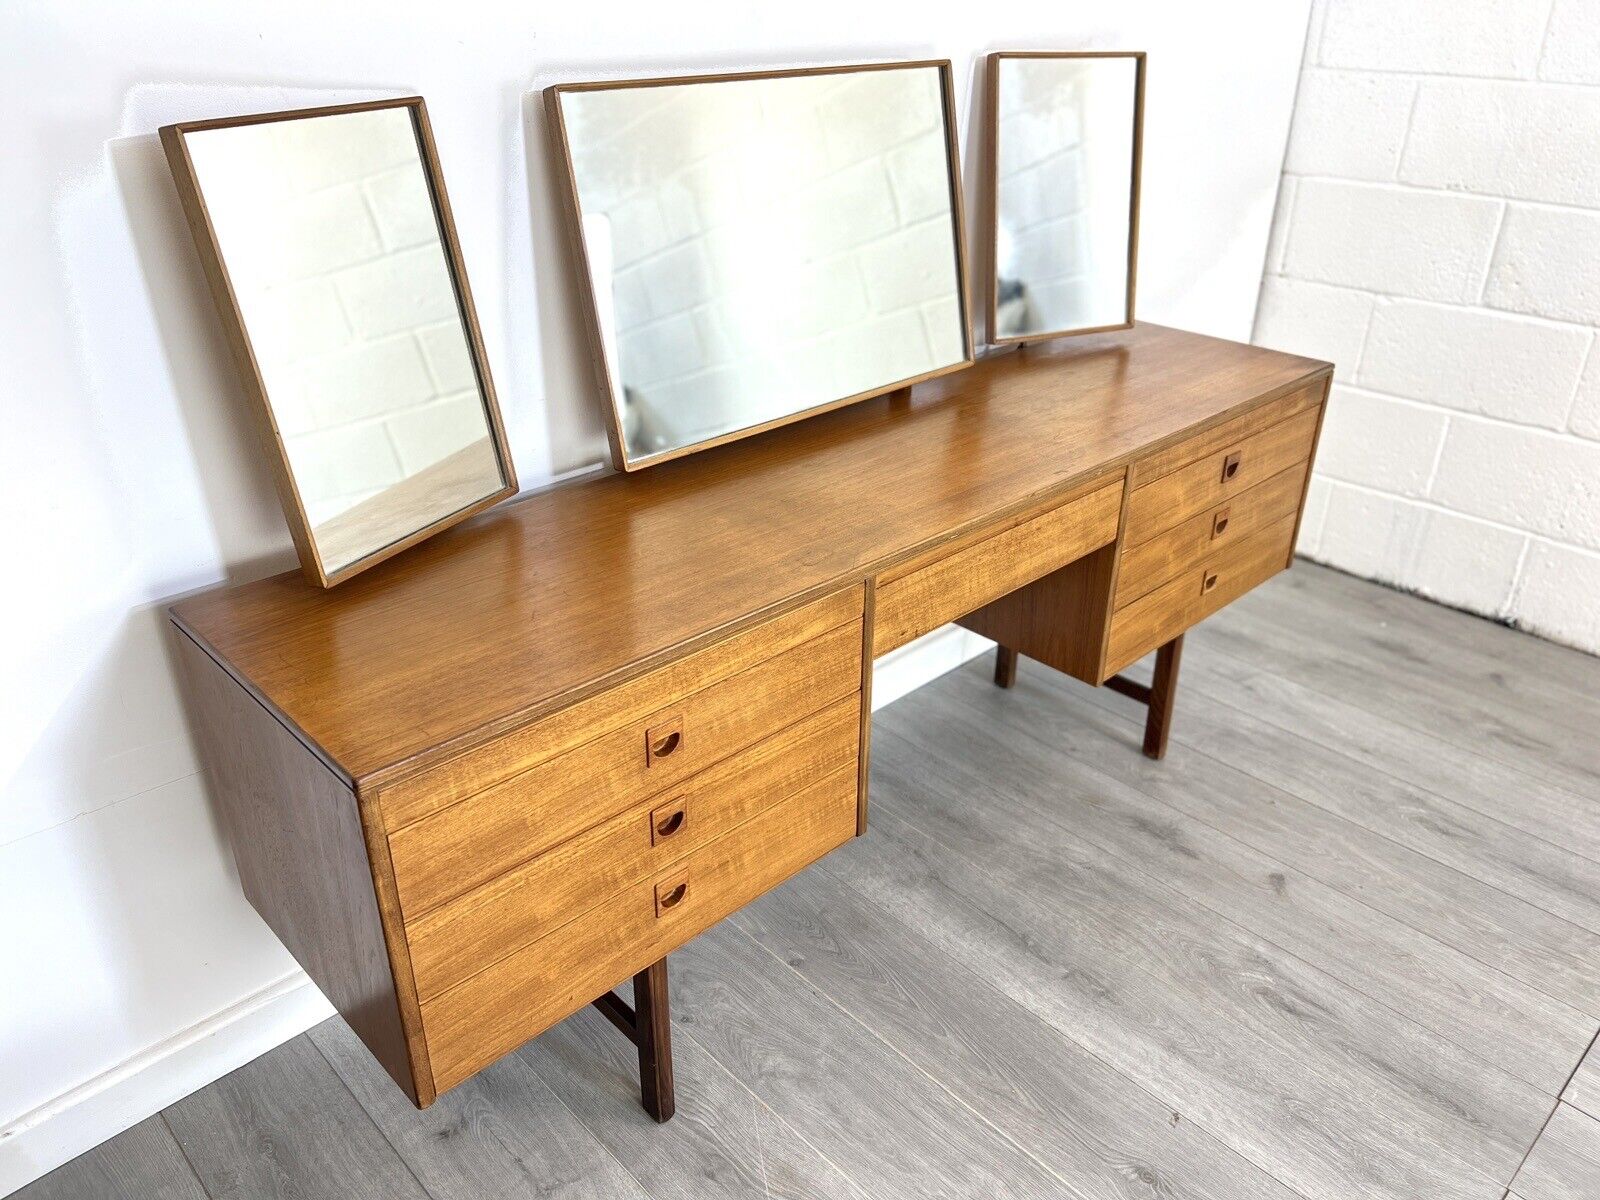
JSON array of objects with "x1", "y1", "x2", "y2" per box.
[
  {"x1": 994, "y1": 74, "x2": 1093, "y2": 332},
  {"x1": 567, "y1": 70, "x2": 965, "y2": 453},
  {"x1": 991, "y1": 54, "x2": 1138, "y2": 339},
  {"x1": 197, "y1": 112, "x2": 484, "y2": 528}
]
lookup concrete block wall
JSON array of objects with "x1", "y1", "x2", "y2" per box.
[
  {"x1": 565, "y1": 69, "x2": 965, "y2": 451},
  {"x1": 1256, "y1": 0, "x2": 1600, "y2": 654},
  {"x1": 202, "y1": 111, "x2": 485, "y2": 527}
]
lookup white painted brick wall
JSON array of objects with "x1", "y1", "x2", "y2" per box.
[{"x1": 1255, "y1": 0, "x2": 1600, "y2": 655}]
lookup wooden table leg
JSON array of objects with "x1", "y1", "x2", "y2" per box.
[
  {"x1": 1142, "y1": 634, "x2": 1184, "y2": 760},
  {"x1": 590, "y1": 955, "x2": 675, "y2": 1122},
  {"x1": 633, "y1": 958, "x2": 675, "y2": 1123},
  {"x1": 994, "y1": 645, "x2": 1018, "y2": 688}
]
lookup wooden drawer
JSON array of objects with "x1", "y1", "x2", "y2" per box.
[
  {"x1": 405, "y1": 695, "x2": 860, "y2": 1000},
  {"x1": 377, "y1": 587, "x2": 862, "y2": 832},
  {"x1": 1124, "y1": 406, "x2": 1319, "y2": 546},
  {"x1": 872, "y1": 477, "x2": 1122, "y2": 655},
  {"x1": 421, "y1": 763, "x2": 858, "y2": 1092},
  {"x1": 1115, "y1": 460, "x2": 1308, "y2": 609},
  {"x1": 389, "y1": 620, "x2": 862, "y2": 917},
  {"x1": 1106, "y1": 511, "x2": 1298, "y2": 674}
]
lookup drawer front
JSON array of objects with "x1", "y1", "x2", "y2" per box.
[
  {"x1": 872, "y1": 478, "x2": 1123, "y2": 656},
  {"x1": 1106, "y1": 511, "x2": 1297, "y2": 675},
  {"x1": 1128, "y1": 379, "x2": 1323, "y2": 488},
  {"x1": 422, "y1": 764, "x2": 857, "y2": 1093},
  {"x1": 405, "y1": 695, "x2": 860, "y2": 1000},
  {"x1": 1124, "y1": 406, "x2": 1319, "y2": 546},
  {"x1": 389, "y1": 622, "x2": 862, "y2": 918},
  {"x1": 1115, "y1": 460, "x2": 1308, "y2": 609},
  {"x1": 378, "y1": 586, "x2": 862, "y2": 832}
]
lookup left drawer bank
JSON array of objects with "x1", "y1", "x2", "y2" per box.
[{"x1": 170, "y1": 584, "x2": 867, "y2": 1106}]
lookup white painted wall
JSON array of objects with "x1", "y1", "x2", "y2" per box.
[
  {"x1": 1256, "y1": 0, "x2": 1600, "y2": 655},
  {"x1": 0, "y1": 1, "x2": 1309, "y2": 1190}
]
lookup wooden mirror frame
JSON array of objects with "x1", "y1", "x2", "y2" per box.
[
  {"x1": 160, "y1": 96, "x2": 518, "y2": 588},
  {"x1": 544, "y1": 60, "x2": 976, "y2": 473},
  {"x1": 983, "y1": 51, "x2": 1146, "y2": 347}
]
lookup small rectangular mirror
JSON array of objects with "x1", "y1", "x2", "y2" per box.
[
  {"x1": 986, "y1": 52, "x2": 1145, "y2": 344},
  {"x1": 547, "y1": 62, "x2": 973, "y2": 471},
  {"x1": 161, "y1": 97, "x2": 516, "y2": 586}
]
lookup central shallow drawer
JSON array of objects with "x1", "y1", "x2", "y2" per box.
[
  {"x1": 872, "y1": 476, "x2": 1123, "y2": 655},
  {"x1": 420, "y1": 763, "x2": 858, "y2": 1092},
  {"x1": 388, "y1": 618, "x2": 862, "y2": 918},
  {"x1": 405, "y1": 694, "x2": 860, "y2": 1001}
]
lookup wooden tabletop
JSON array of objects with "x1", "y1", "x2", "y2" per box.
[{"x1": 172, "y1": 323, "x2": 1329, "y2": 788}]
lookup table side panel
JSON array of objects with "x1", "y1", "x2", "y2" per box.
[{"x1": 170, "y1": 626, "x2": 430, "y2": 1104}]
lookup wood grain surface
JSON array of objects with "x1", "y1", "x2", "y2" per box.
[
  {"x1": 872, "y1": 476, "x2": 1122, "y2": 654},
  {"x1": 28, "y1": 567, "x2": 1600, "y2": 1200},
  {"x1": 405, "y1": 696, "x2": 860, "y2": 999},
  {"x1": 1122, "y1": 406, "x2": 1319, "y2": 545},
  {"x1": 387, "y1": 625, "x2": 861, "y2": 915},
  {"x1": 170, "y1": 323, "x2": 1328, "y2": 786},
  {"x1": 422, "y1": 767, "x2": 857, "y2": 1091}
]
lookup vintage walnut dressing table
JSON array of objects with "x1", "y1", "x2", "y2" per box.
[{"x1": 171, "y1": 322, "x2": 1331, "y2": 1120}]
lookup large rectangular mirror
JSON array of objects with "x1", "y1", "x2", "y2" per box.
[
  {"x1": 986, "y1": 51, "x2": 1144, "y2": 344},
  {"x1": 547, "y1": 61, "x2": 973, "y2": 471},
  {"x1": 161, "y1": 97, "x2": 516, "y2": 586}
]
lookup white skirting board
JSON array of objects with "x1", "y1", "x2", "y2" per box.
[
  {"x1": 0, "y1": 624, "x2": 993, "y2": 1195},
  {"x1": 0, "y1": 974, "x2": 335, "y2": 1195}
]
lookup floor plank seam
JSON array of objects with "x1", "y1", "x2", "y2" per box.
[
  {"x1": 663, "y1": 1014, "x2": 875, "y2": 1200},
  {"x1": 931, "y1": 680, "x2": 1600, "y2": 1089},
  {"x1": 891, "y1": 708, "x2": 1578, "y2": 1107},
  {"x1": 722, "y1": 914, "x2": 1104, "y2": 1200},
  {"x1": 1507, "y1": 1097, "x2": 1568, "y2": 1191},
  {"x1": 1170, "y1": 638, "x2": 1600, "y2": 874},
  {"x1": 1144, "y1": 691, "x2": 1600, "y2": 970},
  {"x1": 1197, "y1": 592, "x2": 1599, "y2": 795},
  {"x1": 824, "y1": 811, "x2": 1318, "y2": 1200},
  {"x1": 304, "y1": 1031, "x2": 443, "y2": 1200},
  {"x1": 868, "y1": 724, "x2": 1550, "y2": 1197},
  {"x1": 156, "y1": 1111, "x2": 217, "y2": 1200},
  {"x1": 514, "y1": 1036, "x2": 663, "y2": 1200},
  {"x1": 1025, "y1": 669, "x2": 1600, "y2": 1025},
  {"x1": 1183, "y1": 635, "x2": 1600, "y2": 841}
]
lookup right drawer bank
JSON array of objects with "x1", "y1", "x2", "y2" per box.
[{"x1": 1105, "y1": 382, "x2": 1326, "y2": 676}]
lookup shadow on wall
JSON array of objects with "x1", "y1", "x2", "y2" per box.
[
  {"x1": 521, "y1": 89, "x2": 610, "y2": 476},
  {"x1": 109, "y1": 134, "x2": 291, "y2": 576},
  {"x1": 0, "y1": 88, "x2": 357, "y2": 1131}
]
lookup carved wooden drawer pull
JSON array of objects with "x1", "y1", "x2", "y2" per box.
[
  {"x1": 645, "y1": 715, "x2": 684, "y2": 766},
  {"x1": 654, "y1": 867, "x2": 690, "y2": 916},
  {"x1": 1221, "y1": 451, "x2": 1242, "y2": 482},
  {"x1": 649, "y1": 797, "x2": 688, "y2": 845},
  {"x1": 1211, "y1": 507, "x2": 1231, "y2": 539},
  {"x1": 1202, "y1": 570, "x2": 1220, "y2": 594}
]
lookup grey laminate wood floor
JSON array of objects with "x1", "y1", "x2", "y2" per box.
[{"x1": 19, "y1": 563, "x2": 1600, "y2": 1200}]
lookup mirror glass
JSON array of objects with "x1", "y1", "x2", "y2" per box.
[
  {"x1": 992, "y1": 54, "x2": 1141, "y2": 340},
  {"x1": 555, "y1": 64, "x2": 971, "y2": 469},
  {"x1": 179, "y1": 105, "x2": 510, "y2": 577}
]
